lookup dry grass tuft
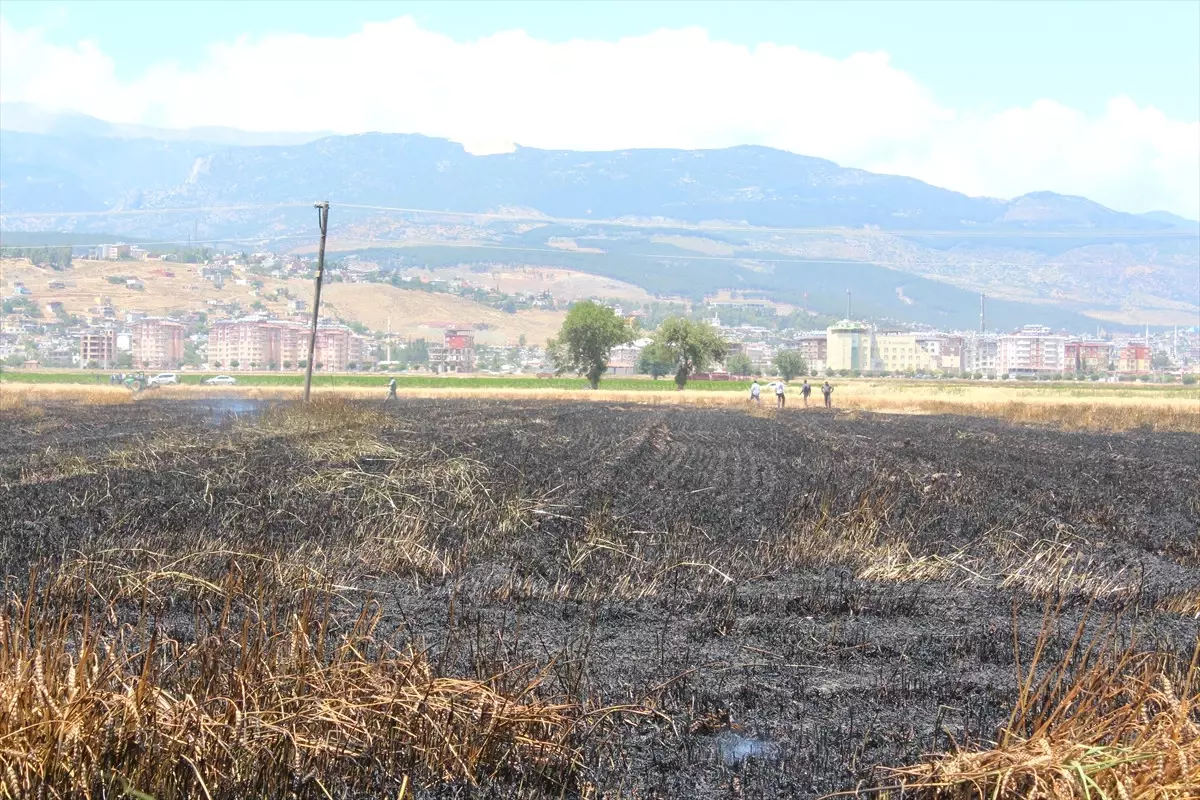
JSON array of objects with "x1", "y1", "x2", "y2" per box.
[
  {"x1": 777, "y1": 489, "x2": 914, "y2": 572},
  {"x1": 4, "y1": 379, "x2": 1198, "y2": 432},
  {"x1": 999, "y1": 542, "x2": 1139, "y2": 604},
  {"x1": 1, "y1": 383, "x2": 135, "y2": 407},
  {"x1": 857, "y1": 552, "x2": 973, "y2": 584},
  {"x1": 836, "y1": 396, "x2": 1200, "y2": 434},
  {"x1": 1157, "y1": 589, "x2": 1200, "y2": 619},
  {"x1": 1, "y1": 571, "x2": 578, "y2": 799},
  {"x1": 884, "y1": 647, "x2": 1199, "y2": 799}
]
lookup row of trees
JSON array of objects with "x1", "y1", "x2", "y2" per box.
[
  {"x1": 5, "y1": 247, "x2": 72, "y2": 269},
  {"x1": 549, "y1": 301, "x2": 816, "y2": 388},
  {"x1": 548, "y1": 301, "x2": 732, "y2": 389}
]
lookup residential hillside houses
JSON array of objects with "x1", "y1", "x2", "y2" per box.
[{"x1": 1, "y1": 247, "x2": 1196, "y2": 378}]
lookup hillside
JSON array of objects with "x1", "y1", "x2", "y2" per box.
[
  {"x1": 2, "y1": 110, "x2": 1196, "y2": 327},
  {"x1": 1, "y1": 258, "x2": 563, "y2": 345},
  {"x1": 302, "y1": 282, "x2": 564, "y2": 346}
]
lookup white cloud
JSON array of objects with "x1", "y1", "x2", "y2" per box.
[{"x1": 2, "y1": 16, "x2": 1197, "y2": 218}]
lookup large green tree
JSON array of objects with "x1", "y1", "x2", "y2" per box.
[
  {"x1": 773, "y1": 350, "x2": 807, "y2": 381},
  {"x1": 548, "y1": 301, "x2": 633, "y2": 389},
  {"x1": 653, "y1": 317, "x2": 728, "y2": 389},
  {"x1": 637, "y1": 341, "x2": 675, "y2": 380},
  {"x1": 725, "y1": 352, "x2": 754, "y2": 377}
]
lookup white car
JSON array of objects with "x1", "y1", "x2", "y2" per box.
[
  {"x1": 149, "y1": 372, "x2": 179, "y2": 385},
  {"x1": 202, "y1": 375, "x2": 237, "y2": 386}
]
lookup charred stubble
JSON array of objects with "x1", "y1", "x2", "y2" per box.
[{"x1": 1, "y1": 399, "x2": 1196, "y2": 798}]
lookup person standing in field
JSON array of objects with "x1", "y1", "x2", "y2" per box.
[
  {"x1": 775, "y1": 380, "x2": 786, "y2": 409},
  {"x1": 801, "y1": 379, "x2": 812, "y2": 407},
  {"x1": 384, "y1": 376, "x2": 397, "y2": 405},
  {"x1": 750, "y1": 380, "x2": 761, "y2": 404},
  {"x1": 821, "y1": 381, "x2": 834, "y2": 409}
]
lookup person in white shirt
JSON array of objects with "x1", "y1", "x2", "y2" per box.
[
  {"x1": 774, "y1": 380, "x2": 786, "y2": 409},
  {"x1": 750, "y1": 380, "x2": 761, "y2": 404}
]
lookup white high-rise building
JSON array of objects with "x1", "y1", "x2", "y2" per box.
[{"x1": 999, "y1": 326, "x2": 1067, "y2": 375}]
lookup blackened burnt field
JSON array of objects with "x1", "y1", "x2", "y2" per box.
[{"x1": 2, "y1": 399, "x2": 1197, "y2": 799}]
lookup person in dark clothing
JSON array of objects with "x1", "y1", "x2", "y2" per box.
[
  {"x1": 801, "y1": 380, "x2": 812, "y2": 407},
  {"x1": 821, "y1": 381, "x2": 834, "y2": 408},
  {"x1": 384, "y1": 377, "x2": 398, "y2": 405}
]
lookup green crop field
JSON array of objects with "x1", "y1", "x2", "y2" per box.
[{"x1": 0, "y1": 369, "x2": 746, "y2": 392}]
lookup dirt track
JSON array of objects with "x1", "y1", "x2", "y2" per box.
[{"x1": 2, "y1": 400, "x2": 1197, "y2": 798}]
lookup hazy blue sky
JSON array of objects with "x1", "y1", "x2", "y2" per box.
[{"x1": 2, "y1": 0, "x2": 1198, "y2": 215}]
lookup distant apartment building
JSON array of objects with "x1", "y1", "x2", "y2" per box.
[
  {"x1": 1114, "y1": 342, "x2": 1151, "y2": 374},
  {"x1": 708, "y1": 300, "x2": 776, "y2": 315},
  {"x1": 999, "y1": 326, "x2": 1067, "y2": 376},
  {"x1": 131, "y1": 317, "x2": 185, "y2": 369},
  {"x1": 428, "y1": 327, "x2": 476, "y2": 373},
  {"x1": 793, "y1": 334, "x2": 828, "y2": 374},
  {"x1": 965, "y1": 335, "x2": 1001, "y2": 376},
  {"x1": 80, "y1": 329, "x2": 117, "y2": 367},
  {"x1": 606, "y1": 338, "x2": 649, "y2": 377},
  {"x1": 1065, "y1": 340, "x2": 1113, "y2": 373},
  {"x1": 826, "y1": 323, "x2": 878, "y2": 372},
  {"x1": 209, "y1": 319, "x2": 369, "y2": 370},
  {"x1": 209, "y1": 319, "x2": 283, "y2": 369},
  {"x1": 312, "y1": 326, "x2": 369, "y2": 371},
  {"x1": 875, "y1": 332, "x2": 939, "y2": 374},
  {"x1": 939, "y1": 335, "x2": 967, "y2": 374},
  {"x1": 101, "y1": 243, "x2": 132, "y2": 260},
  {"x1": 278, "y1": 323, "x2": 308, "y2": 366}
]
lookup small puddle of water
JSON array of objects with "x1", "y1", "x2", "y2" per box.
[{"x1": 714, "y1": 731, "x2": 780, "y2": 765}]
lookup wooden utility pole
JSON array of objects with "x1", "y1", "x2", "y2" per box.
[{"x1": 303, "y1": 201, "x2": 330, "y2": 402}]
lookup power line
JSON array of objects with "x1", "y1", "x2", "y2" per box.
[
  {"x1": 1, "y1": 227, "x2": 1188, "y2": 276},
  {"x1": 0, "y1": 202, "x2": 312, "y2": 219},
  {"x1": 310, "y1": 234, "x2": 1117, "y2": 273},
  {"x1": 334, "y1": 202, "x2": 1199, "y2": 239},
  {"x1": 0, "y1": 233, "x2": 315, "y2": 252},
  {"x1": 2, "y1": 198, "x2": 1195, "y2": 238}
]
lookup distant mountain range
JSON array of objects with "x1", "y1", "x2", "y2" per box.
[
  {"x1": 2, "y1": 104, "x2": 1196, "y2": 329},
  {"x1": 0, "y1": 102, "x2": 330, "y2": 147}
]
